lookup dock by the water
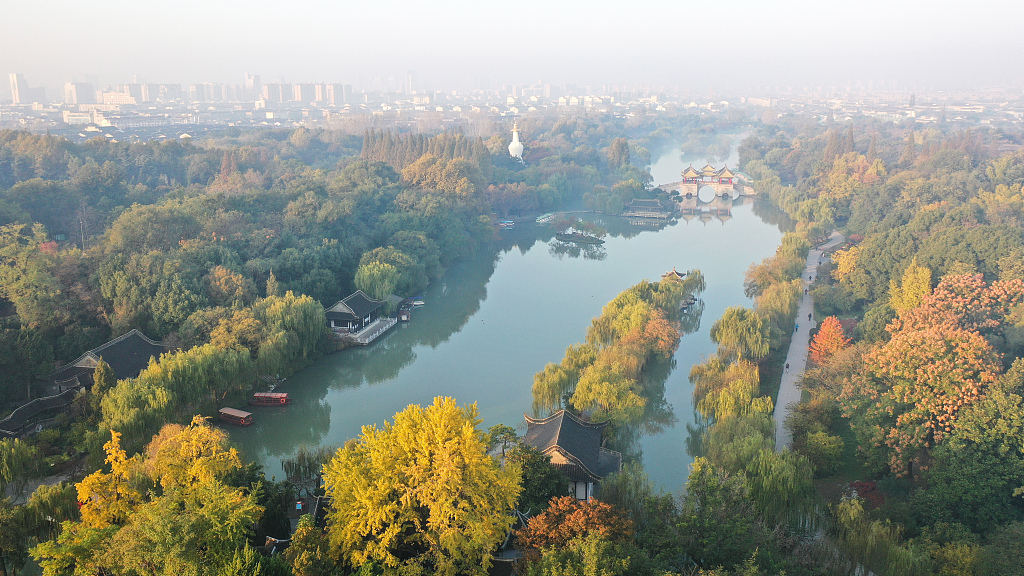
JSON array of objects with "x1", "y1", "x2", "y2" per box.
[{"x1": 343, "y1": 317, "x2": 398, "y2": 345}]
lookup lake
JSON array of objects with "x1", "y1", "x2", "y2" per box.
[{"x1": 229, "y1": 140, "x2": 789, "y2": 493}]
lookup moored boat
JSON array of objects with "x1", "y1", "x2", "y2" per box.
[
  {"x1": 218, "y1": 407, "x2": 254, "y2": 426},
  {"x1": 249, "y1": 392, "x2": 290, "y2": 406},
  {"x1": 536, "y1": 213, "x2": 556, "y2": 224}
]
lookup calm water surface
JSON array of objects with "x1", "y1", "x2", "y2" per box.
[{"x1": 230, "y1": 142, "x2": 789, "y2": 493}]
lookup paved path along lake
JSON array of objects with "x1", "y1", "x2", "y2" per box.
[{"x1": 774, "y1": 231, "x2": 846, "y2": 451}]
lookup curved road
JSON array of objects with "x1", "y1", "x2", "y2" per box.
[{"x1": 775, "y1": 231, "x2": 846, "y2": 451}]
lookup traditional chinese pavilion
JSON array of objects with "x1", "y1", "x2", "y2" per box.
[
  {"x1": 325, "y1": 290, "x2": 385, "y2": 333},
  {"x1": 523, "y1": 410, "x2": 622, "y2": 500}
]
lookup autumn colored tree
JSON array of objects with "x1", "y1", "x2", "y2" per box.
[
  {"x1": 284, "y1": 514, "x2": 336, "y2": 576},
  {"x1": 33, "y1": 417, "x2": 263, "y2": 576},
  {"x1": 516, "y1": 496, "x2": 634, "y2": 555},
  {"x1": 844, "y1": 324, "x2": 1001, "y2": 476},
  {"x1": 831, "y1": 245, "x2": 860, "y2": 283},
  {"x1": 809, "y1": 316, "x2": 850, "y2": 365},
  {"x1": 889, "y1": 258, "x2": 932, "y2": 313},
  {"x1": 321, "y1": 397, "x2": 520, "y2": 576},
  {"x1": 891, "y1": 273, "x2": 1024, "y2": 339}
]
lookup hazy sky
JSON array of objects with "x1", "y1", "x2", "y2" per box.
[{"x1": 3, "y1": 0, "x2": 1022, "y2": 93}]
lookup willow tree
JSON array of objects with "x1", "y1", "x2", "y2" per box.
[
  {"x1": 322, "y1": 397, "x2": 520, "y2": 576},
  {"x1": 709, "y1": 307, "x2": 770, "y2": 363}
]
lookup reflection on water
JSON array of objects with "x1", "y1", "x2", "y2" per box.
[
  {"x1": 229, "y1": 143, "x2": 789, "y2": 493},
  {"x1": 548, "y1": 240, "x2": 608, "y2": 261}
]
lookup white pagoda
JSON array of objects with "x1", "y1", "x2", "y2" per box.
[{"x1": 508, "y1": 122, "x2": 524, "y2": 159}]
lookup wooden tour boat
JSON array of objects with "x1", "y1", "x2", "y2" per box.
[
  {"x1": 249, "y1": 392, "x2": 291, "y2": 406},
  {"x1": 218, "y1": 407, "x2": 254, "y2": 426}
]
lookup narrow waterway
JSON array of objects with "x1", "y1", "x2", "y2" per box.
[{"x1": 230, "y1": 140, "x2": 790, "y2": 493}]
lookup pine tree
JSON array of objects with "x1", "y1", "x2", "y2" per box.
[
  {"x1": 843, "y1": 125, "x2": 855, "y2": 155},
  {"x1": 823, "y1": 129, "x2": 840, "y2": 163},
  {"x1": 867, "y1": 134, "x2": 878, "y2": 162},
  {"x1": 265, "y1": 270, "x2": 280, "y2": 298},
  {"x1": 899, "y1": 131, "x2": 917, "y2": 167},
  {"x1": 92, "y1": 357, "x2": 115, "y2": 396}
]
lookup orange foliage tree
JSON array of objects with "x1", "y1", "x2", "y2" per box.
[
  {"x1": 809, "y1": 316, "x2": 850, "y2": 365},
  {"x1": 839, "y1": 274, "x2": 1024, "y2": 477},
  {"x1": 515, "y1": 496, "x2": 634, "y2": 557},
  {"x1": 843, "y1": 324, "x2": 1000, "y2": 476}
]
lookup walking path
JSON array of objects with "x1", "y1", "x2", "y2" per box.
[{"x1": 775, "y1": 231, "x2": 846, "y2": 451}]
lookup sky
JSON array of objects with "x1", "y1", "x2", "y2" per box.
[{"x1": 2, "y1": 0, "x2": 1023, "y2": 94}]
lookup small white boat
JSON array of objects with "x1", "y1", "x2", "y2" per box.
[{"x1": 412, "y1": 300, "x2": 425, "y2": 307}]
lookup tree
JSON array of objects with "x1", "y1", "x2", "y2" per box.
[
  {"x1": 285, "y1": 515, "x2": 336, "y2": 576},
  {"x1": 282, "y1": 445, "x2": 333, "y2": 499},
  {"x1": 353, "y1": 260, "x2": 399, "y2": 301},
  {"x1": 321, "y1": 397, "x2": 521, "y2": 575},
  {"x1": 849, "y1": 324, "x2": 1001, "y2": 476},
  {"x1": 890, "y1": 258, "x2": 932, "y2": 313},
  {"x1": 33, "y1": 417, "x2": 263, "y2": 576},
  {"x1": 0, "y1": 498, "x2": 28, "y2": 576},
  {"x1": 0, "y1": 438, "x2": 37, "y2": 501},
  {"x1": 900, "y1": 131, "x2": 917, "y2": 167},
  {"x1": 809, "y1": 316, "x2": 850, "y2": 365},
  {"x1": 831, "y1": 245, "x2": 861, "y2": 283},
  {"x1": 525, "y1": 533, "x2": 651, "y2": 576},
  {"x1": 677, "y1": 457, "x2": 760, "y2": 570},
  {"x1": 91, "y1": 357, "x2": 115, "y2": 399},
  {"x1": 689, "y1": 358, "x2": 773, "y2": 421},
  {"x1": 607, "y1": 138, "x2": 630, "y2": 170},
  {"x1": 506, "y1": 445, "x2": 569, "y2": 514},
  {"x1": 709, "y1": 307, "x2": 770, "y2": 363},
  {"x1": 516, "y1": 496, "x2": 634, "y2": 555}
]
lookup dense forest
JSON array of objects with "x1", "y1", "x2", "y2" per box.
[{"x1": 4, "y1": 107, "x2": 1024, "y2": 575}]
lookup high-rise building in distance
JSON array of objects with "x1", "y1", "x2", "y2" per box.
[{"x1": 64, "y1": 82, "x2": 96, "y2": 105}]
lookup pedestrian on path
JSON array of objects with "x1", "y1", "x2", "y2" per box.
[
  {"x1": 785, "y1": 362, "x2": 790, "y2": 372},
  {"x1": 808, "y1": 312, "x2": 812, "y2": 321},
  {"x1": 804, "y1": 288, "x2": 808, "y2": 295},
  {"x1": 795, "y1": 323, "x2": 799, "y2": 332}
]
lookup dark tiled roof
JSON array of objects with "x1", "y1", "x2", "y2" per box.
[
  {"x1": 523, "y1": 411, "x2": 619, "y2": 481},
  {"x1": 325, "y1": 290, "x2": 383, "y2": 321},
  {"x1": 45, "y1": 329, "x2": 168, "y2": 383}
]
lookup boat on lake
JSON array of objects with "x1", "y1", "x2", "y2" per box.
[
  {"x1": 249, "y1": 392, "x2": 290, "y2": 406},
  {"x1": 498, "y1": 220, "x2": 514, "y2": 229},
  {"x1": 218, "y1": 407, "x2": 254, "y2": 426},
  {"x1": 536, "y1": 213, "x2": 557, "y2": 224},
  {"x1": 556, "y1": 232, "x2": 605, "y2": 245}
]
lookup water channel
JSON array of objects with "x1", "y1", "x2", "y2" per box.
[{"x1": 230, "y1": 139, "x2": 791, "y2": 493}]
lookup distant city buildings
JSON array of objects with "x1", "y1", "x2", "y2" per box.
[
  {"x1": 2, "y1": 70, "x2": 1022, "y2": 143},
  {"x1": 9, "y1": 73, "x2": 45, "y2": 105}
]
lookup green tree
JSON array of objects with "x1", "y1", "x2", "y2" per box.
[
  {"x1": 321, "y1": 397, "x2": 521, "y2": 575},
  {"x1": 0, "y1": 498, "x2": 28, "y2": 576},
  {"x1": 282, "y1": 445, "x2": 334, "y2": 499},
  {"x1": 0, "y1": 438, "x2": 37, "y2": 501},
  {"x1": 710, "y1": 307, "x2": 770, "y2": 363},
  {"x1": 506, "y1": 445, "x2": 569, "y2": 514}
]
